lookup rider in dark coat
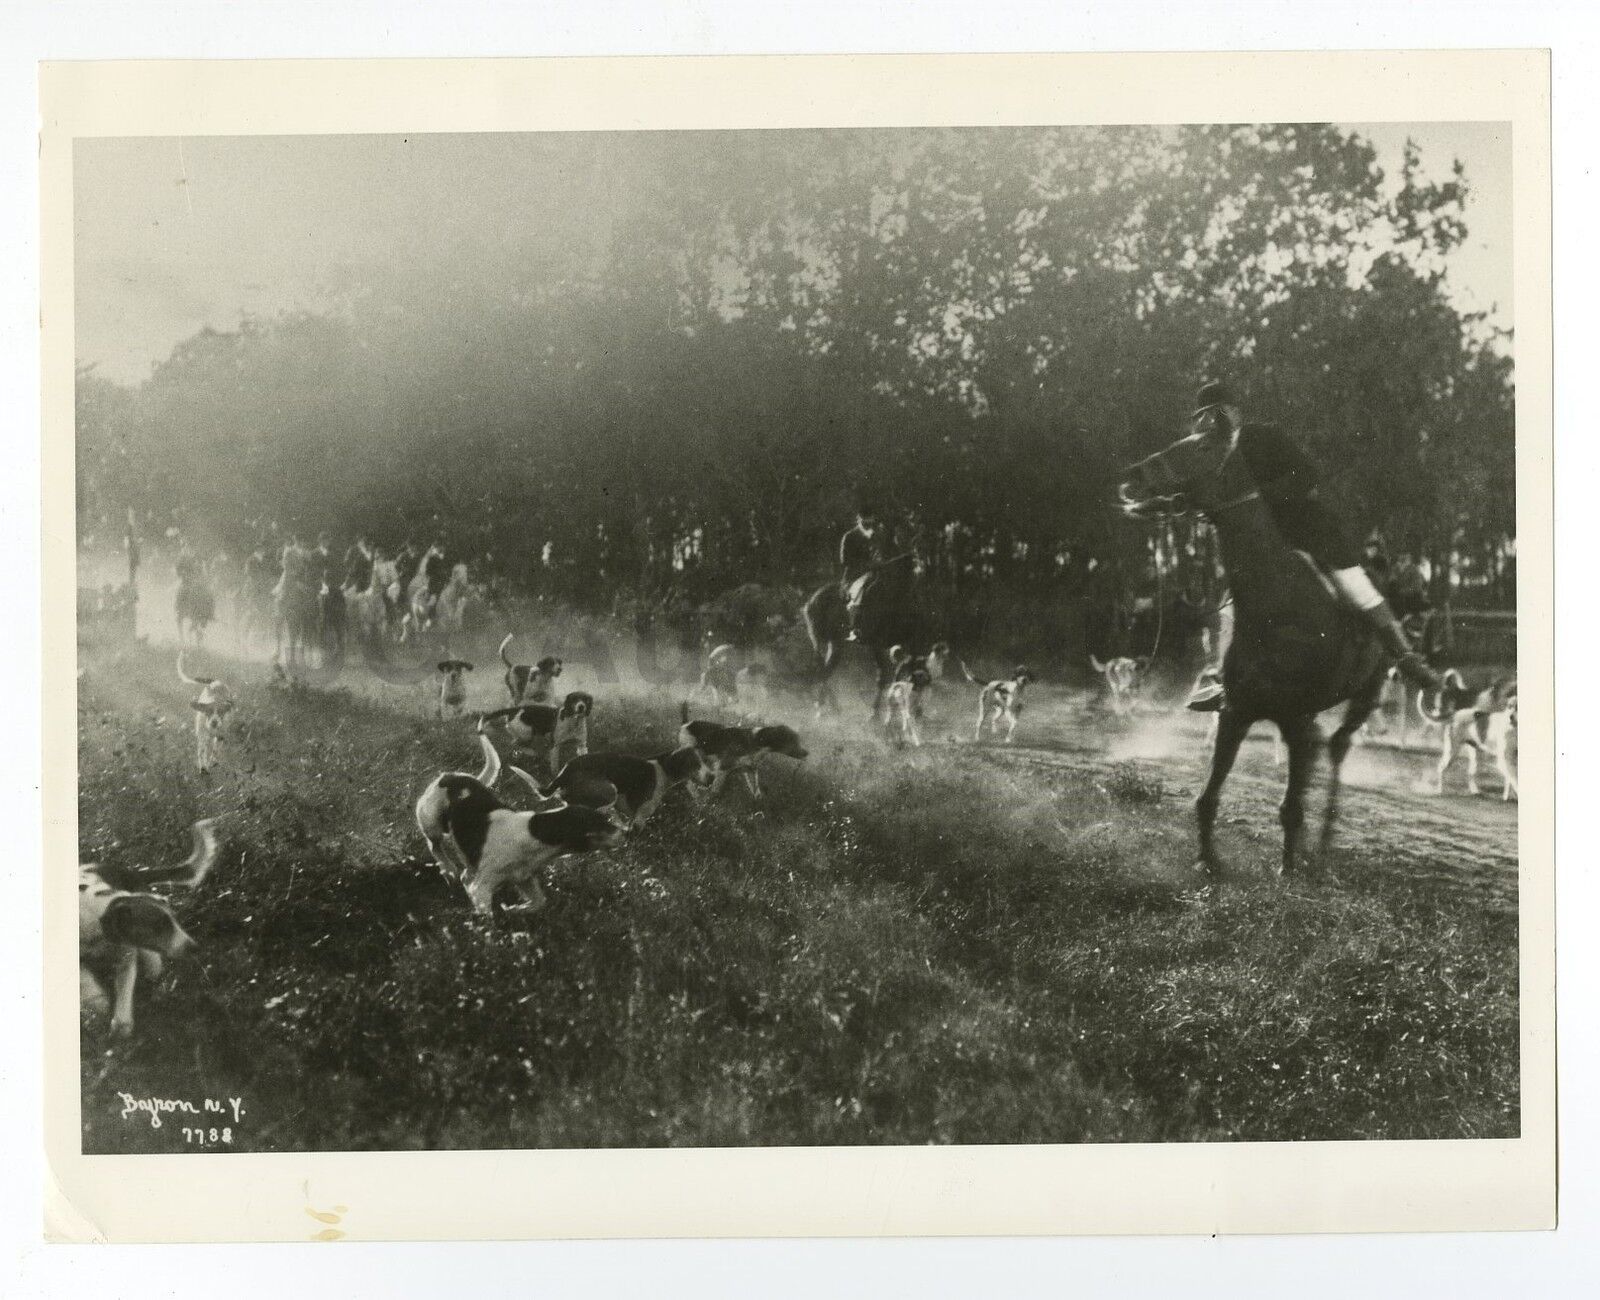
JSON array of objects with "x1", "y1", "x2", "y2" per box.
[
  {"x1": 422, "y1": 542, "x2": 449, "y2": 596},
  {"x1": 840, "y1": 504, "x2": 889, "y2": 640},
  {"x1": 343, "y1": 535, "x2": 374, "y2": 593},
  {"x1": 393, "y1": 541, "x2": 421, "y2": 599},
  {"x1": 1186, "y1": 380, "x2": 1442, "y2": 710}
]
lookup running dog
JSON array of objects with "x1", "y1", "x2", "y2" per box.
[
  {"x1": 414, "y1": 734, "x2": 622, "y2": 914},
  {"x1": 178, "y1": 653, "x2": 235, "y2": 774},
  {"x1": 542, "y1": 744, "x2": 714, "y2": 829},
  {"x1": 80, "y1": 819, "x2": 219, "y2": 1038},
  {"x1": 678, "y1": 702, "x2": 808, "y2": 797},
  {"x1": 960, "y1": 660, "x2": 1034, "y2": 744},
  {"x1": 1089, "y1": 654, "x2": 1147, "y2": 718}
]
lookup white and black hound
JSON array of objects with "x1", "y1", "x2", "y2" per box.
[
  {"x1": 542, "y1": 744, "x2": 714, "y2": 829},
  {"x1": 960, "y1": 660, "x2": 1034, "y2": 744},
  {"x1": 414, "y1": 734, "x2": 624, "y2": 914},
  {"x1": 80, "y1": 818, "x2": 220, "y2": 1038},
  {"x1": 479, "y1": 690, "x2": 595, "y2": 775},
  {"x1": 178, "y1": 653, "x2": 235, "y2": 773},
  {"x1": 882, "y1": 646, "x2": 938, "y2": 747},
  {"x1": 1422, "y1": 674, "x2": 1519, "y2": 799},
  {"x1": 678, "y1": 702, "x2": 808, "y2": 798},
  {"x1": 1089, "y1": 654, "x2": 1148, "y2": 718},
  {"x1": 499, "y1": 633, "x2": 562, "y2": 706}
]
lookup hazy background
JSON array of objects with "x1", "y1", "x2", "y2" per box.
[
  {"x1": 72, "y1": 123, "x2": 1517, "y2": 665},
  {"x1": 75, "y1": 123, "x2": 1512, "y2": 385}
]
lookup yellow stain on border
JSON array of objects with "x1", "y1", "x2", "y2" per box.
[{"x1": 305, "y1": 1205, "x2": 350, "y2": 1240}]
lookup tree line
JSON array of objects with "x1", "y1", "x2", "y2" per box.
[{"x1": 76, "y1": 123, "x2": 1516, "y2": 637}]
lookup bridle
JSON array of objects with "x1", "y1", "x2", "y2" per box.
[{"x1": 1116, "y1": 439, "x2": 1260, "y2": 521}]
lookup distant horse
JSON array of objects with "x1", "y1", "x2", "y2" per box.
[
  {"x1": 802, "y1": 552, "x2": 926, "y2": 722},
  {"x1": 346, "y1": 578, "x2": 388, "y2": 649},
  {"x1": 274, "y1": 571, "x2": 322, "y2": 669},
  {"x1": 401, "y1": 573, "x2": 440, "y2": 645},
  {"x1": 434, "y1": 563, "x2": 473, "y2": 643},
  {"x1": 174, "y1": 569, "x2": 216, "y2": 646},
  {"x1": 319, "y1": 581, "x2": 347, "y2": 664},
  {"x1": 1118, "y1": 435, "x2": 1390, "y2": 880},
  {"x1": 234, "y1": 566, "x2": 276, "y2": 654}
]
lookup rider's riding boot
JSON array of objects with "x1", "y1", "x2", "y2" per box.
[
  {"x1": 1185, "y1": 667, "x2": 1226, "y2": 712},
  {"x1": 1363, "y1": 599, "x2": 1443, "y2": 692}
]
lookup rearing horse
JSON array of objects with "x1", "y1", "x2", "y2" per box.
[
  {"x1": 1118, "y1": 434, "x2": 1389, "y2": 879},
  {"x1": 802, "y1": 552, "x2": 925, "y2": 722}
]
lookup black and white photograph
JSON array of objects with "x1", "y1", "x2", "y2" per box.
[{"x1": 41, "y1": 51, "x2": 1554, "y2": 1242}]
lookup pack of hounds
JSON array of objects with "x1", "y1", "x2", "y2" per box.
[{"x1": 81, "y1": 631, "x2": 1513, "y2": 1039}]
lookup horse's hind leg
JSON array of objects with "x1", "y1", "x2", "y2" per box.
[
  {"x1": 1318, "y1": 687, "x2": 1380, "y2": 861},
  {"x1": 1195, "y1": 709, "x2": 1252, "y2": 879},
  {"x1": 1278, "y1": 715, "x2": 1320, "y2": 877}
]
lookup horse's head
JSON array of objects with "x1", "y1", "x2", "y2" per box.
[{"x1": 1116, "y1": 423, "x2": 1253, "y2": 521}]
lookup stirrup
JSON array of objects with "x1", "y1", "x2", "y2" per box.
[{"x1": 1186, "y1": 677, "x2": 1226, "y2": 712}]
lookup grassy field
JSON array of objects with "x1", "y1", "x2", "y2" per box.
[{"x1": 77, "y1": 603, "x2": 1519, "y2": 1152}]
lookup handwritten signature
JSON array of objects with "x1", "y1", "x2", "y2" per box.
[{"x1": 118, "y1": 1092, "x2": 245, "y2": 1128}]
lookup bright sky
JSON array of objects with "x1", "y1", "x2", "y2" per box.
[{"x1": 74, "y1": 123, "x2": 1513, "y2": 385}]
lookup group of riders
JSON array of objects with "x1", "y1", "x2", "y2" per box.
[
  {"x1": 157, "y1": 518, "x2": 467, "y2": 656},
  {"x1": 149, "y1": 378, "x2": 1450, "y2": 709},
  {"x1": 831, "y1": 380, "x2": 1447, "y2": 709}
]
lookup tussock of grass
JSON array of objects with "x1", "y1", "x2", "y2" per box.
[{"x1": 78, "y1": 634, "x2": 1517, "y2": 1151}]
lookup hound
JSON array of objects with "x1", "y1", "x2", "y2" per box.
[
  {"x1": 80, "y1": 819, "x2": 219, "y2": 1038},
  {"x1": 961, "y1": 660, "x2": 1034, "y2": 744},
  {"x1": 1090, "y1": 655, "x2": 1147, "y2": 717},
  {"x1": 415, "y1": 732, "x2": 505, "y2": 881},
  {"x1": 479, "y1": 691, "x2": 595, "y2": 775},
  {"x1": 499, "y1": 633, "x2": 562, "y2": 705},
  {"x1": 696, "y1": 642, "x2": 745, "y2": 709},
  {"x1": 178, "y1": 653, "x2": 235, "y2": 774},
  {"x1": 414, "y1": 735, "x2": 623, "y2": 914},
  {"x1": 436, "y1": 659, "x2": 474, "y2": 719},
  {"x1": 1424, "y1": 675, "x2": 1519, "y2": 799},
  {"x1": 542, "y1": 744, "x2": 713, "y2": 829},
  {"x1": 678, "y1": 702, "x2": 808, "y2": 798},
  {"x1": 883, "y1": 646, "x2": 937, "y2": 747}
]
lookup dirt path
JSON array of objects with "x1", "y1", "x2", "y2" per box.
[{"x1": 977, "y1": 694, "x2": 1518, "y2": 914}]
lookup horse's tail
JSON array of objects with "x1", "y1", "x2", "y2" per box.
[
  {"x1": 801, "y1": 588, "x2": 838, "y2": 673},
  {"x1": 957, "y1": 657, "x2": 983, "y2": 685},
  {"x1": 499, "y1": 632, "x2": 515, "y2": 670},
  {"x1": 1088, "y1": 655, "x2": 1108, "y2": 674}
]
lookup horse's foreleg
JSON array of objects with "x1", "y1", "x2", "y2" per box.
[
  {"x1": 1196, "y1": 709, "x2": 1251, "y2": 879},
  {"x1": 1277, "y1": 715, "x2": 1320, "y2": 877}
]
